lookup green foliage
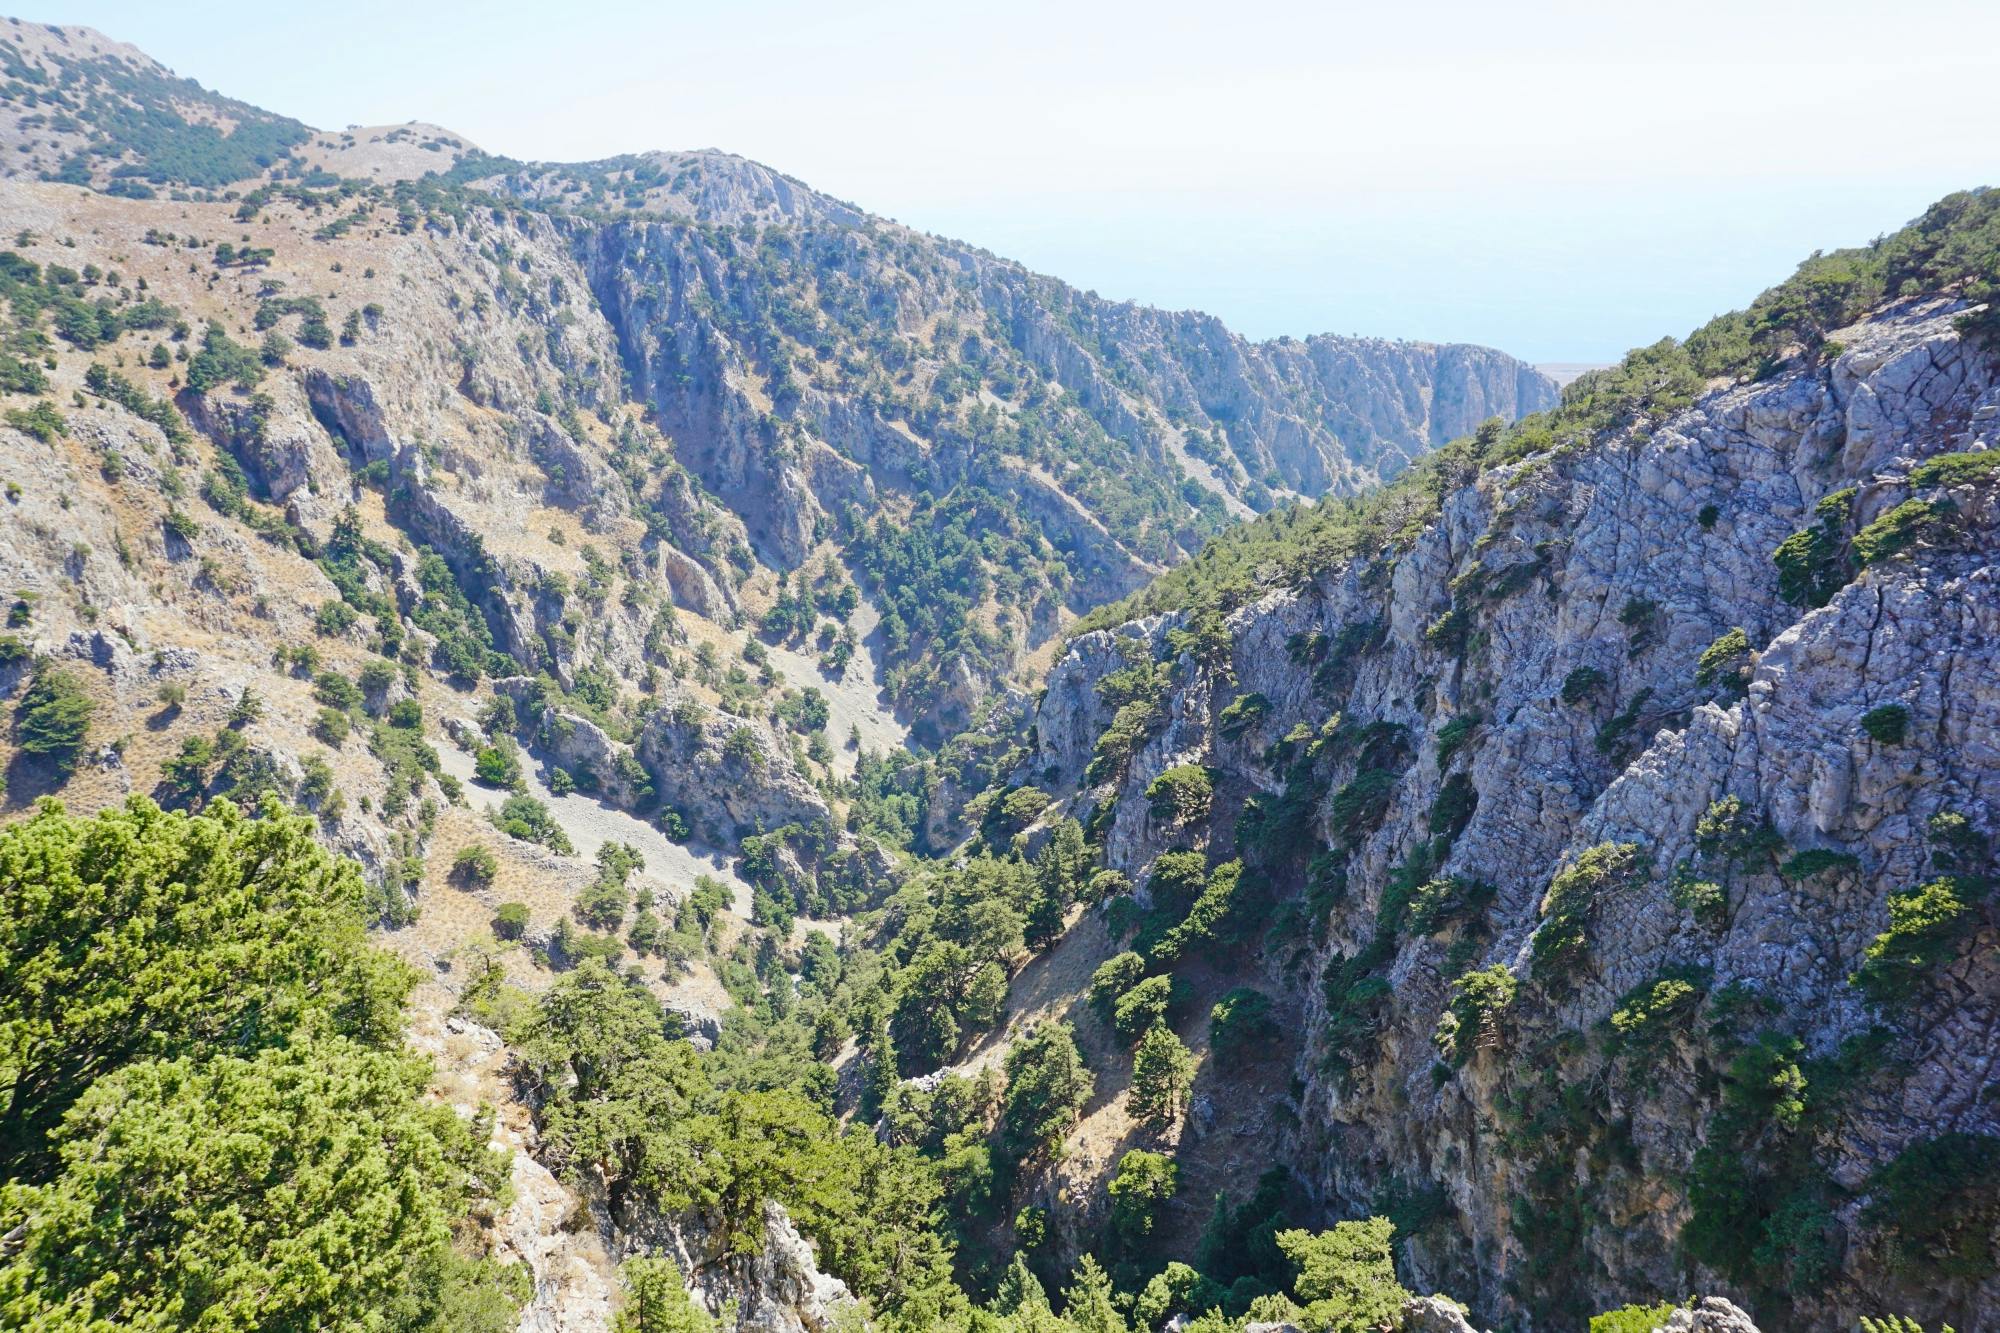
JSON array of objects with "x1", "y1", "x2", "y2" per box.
[
  {"x1": 613, "y1": 1257, "x2": 714, "y2": 1333},
  {"x1": 1090, "y1": 952, "x2": 1147, "y2": 1022},
  {"x1": 1863, "y1": 1132, "x2": 2000, "y2": 1281},
  {"x1": 12, "y1": 660, "x2": 93, "y2": 775},
  {"x1": 492, "y1": 793, "x2": 574, "y2": 855},
  {"x1": 1107, "y1": 1148, "x2": 1180, "y2": 1246},
  {"x1": 1531, "y1": 842, "x2": 1646, "y2": 985},
  {"x1": 1150, "y1": 859, "x2": 1246, "y2": 965},
  {"x1": 1218, "y1": 691, "x2": 1271, "y2": 740},
  {"x1": 0, "y1": 796, "x2": 511, "y2": 1330},
  {"x1": 184, "y1": 321, "x2": 266, "y2": 392},
  {"x1": 1146, "y1": 763, "x2": 1214, "y2": 824},
  {"x1": 1853, "y1": 499, "x2": 1947, "y2": 567},
  {"x1": 1860, "y1": 703, "x2": 1910, "y2": 745},
  {"x1": 1432, "y1": 965, "x2": 1517, "y2": 1067},
  {"x1": 1851, "y1": 876, "x2": 1983, "y2": 1004},
  {"x1": 1002, "y1": 1021, "x2": 1092, "y2": 1160},
  {"x1": 1590, "y1": 1304, "x2": 1683, "y2": 1333},
  {"x1": 1114, "y1": 974, "x2": 1178, "y2": 1043},
  {"x1": 494, "y1": 902, "x2": 530, "y2": 940},
  {"x1": 1772, "y1": 488, "x2": 1856, "y2": 608},
  {"x1": 1276, "y1": 1217, "x2": 1412, "y2": 1333},
  {"x1": 1694, "y1": 626, "x2": 1751, "y2": 694},
  {"x1": 1434, "y1": 713, "x2": 1480, "y2": 767},
  {"x1": 452, "y1": 843, "x2": 499, "y2": 887},
  {"x1": 1129, "y1": 1026, "x2": 1196, "y2": 1125},
  {"x1": 1607, "y1": 967, "x2": 1708, "y2": 1062},
  {"x1": 1209, "y1": 987, "x2": 1278, "y2": 1067}
]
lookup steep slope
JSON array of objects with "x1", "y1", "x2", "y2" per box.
[
  {"x1": 999, "y1": 197, "x2": 2000, "y2": 1329},
  {"x1": 0, "y1": 17, "x2": 1557, "y2": 729}
]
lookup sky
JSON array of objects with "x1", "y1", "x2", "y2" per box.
[{"x1": 28, "y1": 0, "x2": 2000, "y2": 363}]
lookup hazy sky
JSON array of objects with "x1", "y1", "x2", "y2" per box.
[{"x1": 30, "y1": 0, "x2": 2000, "y2": 362}]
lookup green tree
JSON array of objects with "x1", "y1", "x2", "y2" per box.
[
  {"x1": 1277, "y1": 1218, "x2": 1412, "y2": 1333},
  {"x1": 1130, "y1": 1025, "x2": 1197, "y2": 1126},
  {"x1": 0, "y1": 796, "x2": 409, "y2": 1177},
  {"x1": 0, "y1": 1037, "x2": 512, "y2": 1331},
  {"x1": 13, "y1": 662, "x2": 93, "y2": 775},
  {"x1": 1060, "y1": 1255, "x2": 1127, "y2": 1333},
  {"x1": 1002, "y1": 1022, "x2": 1092, "y2": 1160},
  {"x1": 1108, "y1": 1148, "x2": 1179, "y2": 1242},
  {"x1": 614, "y1": 1256, "x2": 714, "y2": 1333}
]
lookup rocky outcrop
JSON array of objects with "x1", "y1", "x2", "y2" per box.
[{"x1": 1020, "y1": 299, "x2": 2000, "y2": 1329}]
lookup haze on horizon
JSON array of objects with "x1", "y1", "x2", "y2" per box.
[{"x1": 24, "y1": 0, "x2": 2000, "y2": 365}]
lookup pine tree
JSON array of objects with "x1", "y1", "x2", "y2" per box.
[{"x1": 1130, "y1": 1025, "x2": 1196, "y2": 1126}]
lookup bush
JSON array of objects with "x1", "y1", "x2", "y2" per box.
[
  {"x1": 1107, "y1": 1148, "x2": 1178, "y2": 1241},
  {"x1": 1432, "y1": 965, "x2": 1518, "y2": 1067},
  {"x1": 473, "y1": 740, "x2": 523, "y2": 789},
  {"x1": 1210, "y1": 987, "x2": 1278, "y2": 1065},
  {"x1": 1531, "y1": 842, "x2": 1646, "y2": 985},
  {"x1": 312, "y1": 707, "x2": 351, "y2": 746},
  {"x1": 494, "y1": 901, "x2": 530, "y2": 940},
  {"x1": 1863, "y1": 1132, "x2": 2000, "y2": 1279},
  {"x1": 1276, "y1": 1218, "x2": 1411, "y2": 1333},
  {"x1": 14, "y1": 661, "x2": 94, "y2": 775},
  {"x1": 451, "y1": 844, "x2": 499, "y2": 887},
  {"x1": 1592, "y1": 1305, "x2": 1682, "y2": 1333},
  {"x1": 1851, "y1": 876, "x2": 1981, "y2": 1004},
  {"x1": 1001, "y1": 1021, "x2": 1092, "y2": 1159},
  {"x1": 1694, "y1": 626, "x2": 1752, "y2": 694},
  {"x1": 1772, "y1": 488, "x2": 1855, "y2": 607},
  {"x1": 1860, "y1": 703, "x2": 1910, "y2": 745},
  {"x1": 1089, "y1": 952, "x2": 1145, "y2": 1022},
  {"x1": 1113, "y1": 974, "x2": 1176, "y2": 1043},
  {"x1": 492, "y1": 794, "x2": 573, "y2": 855},
  {"x1": 1561, "y1": 665, "x2": 1606, "y2": 705},
  {"x1": 1146, "y1": 764, "x2": 1214, "y2": 824}
]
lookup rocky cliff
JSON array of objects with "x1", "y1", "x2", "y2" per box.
[{"x1": 1016, "y1": 294, "x2": 2000, "y2": 1329}]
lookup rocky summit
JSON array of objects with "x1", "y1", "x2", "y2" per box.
[{"x1": 0, "y1": 15, "x2": 1993, "y2": 1333}]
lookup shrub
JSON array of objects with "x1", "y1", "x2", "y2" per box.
[
  {"x1": 1694, "y1": 626, "x2": 1752, "y2": 693},
  {"x1": 451, "y1": 844, "x2": 499, "y2": 887},
  {"x1": 1432, "y1": 965, "x2": 1518, "y2": 1066},
  {"x1": 1592, "y1": 1305, "x2": 1683, "y2": 1333},
  {"x1": 1210, "y1": 987, "x2": 1278, "y2": 1065},
  {"x1": 1218, "y1": 691, "x2": 1271, "y2": 739},
  {"x1": 1107, "y1": 1149, "x2": 1179, "y2": 1241},
  {"x1": 1150, "y1": 859, "x2": 1246, "y2": 965},
  {"x1": 473, "y1": 740, "x2": 523, "y2": 790},
  {"x1": 1851, "y1": 876, "x2": 1981, "y2": 1004},
  {"x1": 1114, "y1": 974, "x2": 1176, "y2": 1042},
  {"x1": 492, "y1": 794, "x2": 573, "y2": 855},
  {"x1": 1863, "y1": 1132, "x2": 2000, "y2": 1279},
  {"x1": 14, "y1": 661, "x2": 94, "y2": 774},
  {"x1": 1607, "y1": 967, "x2": 1707, "y2": 1057},
  {"x1": 1531, "y1": 842, "x2": 1646, "y2": 984},
  {"x1": 1276, "y1": 1218, "x2": 1411, "y2": 1333},
  {"x1": 1001, "y1": 1021, "x2": 1092, "y2": 1159},
  {"x1": 1089, "y1": 952, "x2": 1146, "y2": 1022},
  {"x1": 1860, "y1": 703, "x2": 1910, "y2": 744},
  {"x1": 1329, "y1": 769, "x2": 1396, "y2": 842},
  {"x1": 312, "y1": 707, "x2": 351, "y2": 746},
  {"x1": 1854, "y1": 498, "x2": 1947, "y2": 566},
  {"x1": 1146, "y1": 764, "x2": 1214, "y2": 824},
  {"x1": 1561, "y1": 665, "x2": 1606, "y2": 705},
  {"x1": 493, "y1": 901, "x2": 530, "y2": 939},
  {"x1": 1772, "y1": 488, "x2": 1855, "y2": 607},
  {"x1": 1434, "y1": 713, "x2": 1480, "y2": 767}
]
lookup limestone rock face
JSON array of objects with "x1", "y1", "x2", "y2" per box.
[{"x1": 1020, "y1": 299, "x2": 2000, "y2": 1329}]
